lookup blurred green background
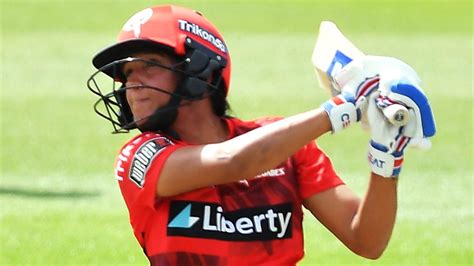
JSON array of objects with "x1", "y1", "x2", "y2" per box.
[{"x1": 1, "y1": 0, "x2": 472, "y2": 265}]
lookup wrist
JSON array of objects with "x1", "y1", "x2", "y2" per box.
[
  {"x1": 319, "y1": 108, "x2": 334, "y2": 134},
  {"x1": 368, "y1": 141, "x2": 404, "y2": 178},
  {"x1": 371, "y1": 172, "x2": 399, "y2": 182},
  {"x1": 321, "y1": 92, "x2": 359, "y2": 133}
]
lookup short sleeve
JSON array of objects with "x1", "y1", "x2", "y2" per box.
[
  {"x1": 293, "y1": 141, "x2": 344, "y2": 199},
  {"x1": 115, "y1": 134, "x2": 180, "y2": 218}
]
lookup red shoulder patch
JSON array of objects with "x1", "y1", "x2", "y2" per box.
[
  {"x1": 129, "y1": 136, "x2": 173, "y2": 187},
  {"x1": 115, "y1": 133, "x2": 173, "y2": 188}
]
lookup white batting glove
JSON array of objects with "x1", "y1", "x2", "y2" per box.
[
  {"x1": 321, "y1": 91, "x2": 364, "y2": 133},
  {"x1": 333, "y1": 55, "x2": 421, "y2": 131},
  {"x1": 321, "y1": 56, "x2": 381, "y2": 133},
  {"x1": 367, "y1": 80, "x2": 436, "y2": 178},
  {"x1": 325, "y1": 55, "x2": 436, "y2": 177}
]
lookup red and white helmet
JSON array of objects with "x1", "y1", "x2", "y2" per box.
[{"x1": 92, "y1": 5, "x2": 231, "y2": 95}]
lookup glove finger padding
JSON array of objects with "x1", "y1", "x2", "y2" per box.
[
  {"x1": 367, "y1": 92, "x2": 411, "y2": 177},
  {"x1": 334, "y1": 55, "x2": 420, "y2": 99},
  {"x1": 380, "y1": 81, "x2": 437, "y2": 140},
  {"x1": 335, "y1": 55, "x2": 426, "y2": 132},
  {"x1": 368, "y1": 92, "x2": 411, "y2": 154},
  {"x1": 367, "y1": 81, "x2": 437, "y2": 177}
]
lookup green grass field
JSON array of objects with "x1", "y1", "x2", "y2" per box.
[{"x1": 1, "y1": 0, "x2": 472, "y2": 265}]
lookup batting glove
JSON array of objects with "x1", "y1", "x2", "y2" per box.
[
  {"x1": 332, "y1": 55, "x2": 422, "y2": 131},
  {"x1": 321, "y1": 91, "x2": 364, "y2": 133},
  {"x1": 367, "y1": 80, "x2": 436, "y2": 178},
  {"x1": 322, "y1": 56, "x2": 399, "y2": 133}
]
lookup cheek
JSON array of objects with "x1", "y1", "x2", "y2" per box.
[
  {"x1": 148, "y1": 89, "x2": 170, "y2": 106},
  {"x1": 127, "y1": 89, "x2": 170, "y2": 114},
  {"x1": 128, "y1": 100, "x2": 156, "y2": 121},
  {"x1": 153, "y1": 70, "x2": 180, "y2": 93}
]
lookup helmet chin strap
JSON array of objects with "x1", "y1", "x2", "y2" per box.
[
  {"x1": 135, "y1": 93, "x2": 183, "y2": 132},
  {"x1": 126, "y1": 82, "x2": 211, "y2": 134}
]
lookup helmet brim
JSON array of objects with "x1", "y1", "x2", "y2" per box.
[{"x1": 92, "y1": 39, "x2": 173, "y2": 77}]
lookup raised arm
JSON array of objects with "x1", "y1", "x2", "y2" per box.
[{"x1": 157, "y1": 108, "x2": 333, "y2": 197}]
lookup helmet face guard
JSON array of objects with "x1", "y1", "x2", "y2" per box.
[
  {"x1": 87, "y1": 38, "x2": 227, "y2": 133},
  {"x1": 87, "y1": 57, "x2": 180, "y2": 133},
  {"x1": 87, "y1": 5, "x2": 230, "y2": 133}
]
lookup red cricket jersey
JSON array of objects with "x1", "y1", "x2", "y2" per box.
[{"x1": 114, "y1": 117, "x2": 343, "y2": 265}]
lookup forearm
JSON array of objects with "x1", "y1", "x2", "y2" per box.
[
  {"x1": 206, "y1": 108, "x2": 332, "y2": 180},
  {"x1": 351, "y1": 173, "x2": 398, "y2": 259}
]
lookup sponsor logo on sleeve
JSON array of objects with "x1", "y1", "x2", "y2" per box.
[
  {"x1": 128, "y1": 137, "x2": 173, "y2": 188},
  {"x1": 167, "y1": 201, "x2": 293, "y2": 241},
  {"x1": 255, "y1": 167, "x2": 285, "y2": 178}
]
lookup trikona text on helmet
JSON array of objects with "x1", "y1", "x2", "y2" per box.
[{"x1": 178, "y1": 19, "x2": 227, "y2": 54}]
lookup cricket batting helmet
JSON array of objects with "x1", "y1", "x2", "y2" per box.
[{"x1": 87, "y1": 5, "x2": 231, "y2": 133}]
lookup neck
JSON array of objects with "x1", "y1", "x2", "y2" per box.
[{"x1": 170, "y1": 101, "x2": 229, "y2": 144}]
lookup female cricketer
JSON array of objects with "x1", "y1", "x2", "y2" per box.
[{"x1": 87, "y1": 4, "x2": 435, "y2": 265}]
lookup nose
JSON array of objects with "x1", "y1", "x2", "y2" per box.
[
  {"x1": 125, "y1": 71, "x2": 143, "y2": 88},
  {"x1": 124, "y1": 76, "x2": 143, "y2": 107},
  {"x1": 123, "y1": 61, "x2": 146, "y2": 87}
]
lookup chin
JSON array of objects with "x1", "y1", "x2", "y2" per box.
[{"x1": 132, "y1": 112, "x2": 151, "y2": 124}]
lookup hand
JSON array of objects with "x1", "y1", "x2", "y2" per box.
[
  {"x1": 332, "y1": 55, "x2": 436, "y2": 177},
  {"x1": 366, "y1": 80, "x2": 436, "y2": 177},
  {"x1": 333, "y1": 55, "x2": 422, "y2": 131},
  {"x1": 322, "y1": 55, "x2": 437, "y2": 139},
  {"x1": 321, "y1": 91, "x2": 365, "y2": 133},
  {"x1": 322, "y1": 55, "x2": 408, "y2": 133}
]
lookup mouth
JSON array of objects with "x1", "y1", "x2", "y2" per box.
[
  {"x1": 131, "y1": 97, "x2": 150, "y2": 107},
  {"x1": 136, "y1": 97, "x2": 150, "y2": 103}
]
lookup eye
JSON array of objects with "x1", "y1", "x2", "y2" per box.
[
  {"x1": 144, "y1": 59, "x2": 162, "y2": 68},
  {"x1": 121, "y1": 63, "x2": 133, "y2": 78},
  {"x1": 142, "y1": 59, "x2": 170, "y2": 75},
  {"x1": 123, "y1": 68, "x2": 133, "y2": 78}
]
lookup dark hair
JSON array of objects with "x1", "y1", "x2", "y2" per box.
[{"x1": 210, "y1": 81, "x2": 231, "y2": 117}]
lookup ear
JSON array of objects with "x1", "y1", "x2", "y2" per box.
[
  {"x1": 185, "y1": 49, "x2": 209, "y2": 74},
  {"x1": 179, "y1": 49, "x2": 221, "y2": 99}
]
